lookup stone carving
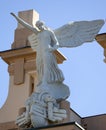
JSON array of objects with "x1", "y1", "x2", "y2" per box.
[
  {"x1": 16, "y1": 91, "x2": 67, "y2": 128},
  {"x1": 11, "y1": 12, "x2": 104, "y2": 128}
]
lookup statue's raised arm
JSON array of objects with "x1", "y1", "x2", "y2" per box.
[{"x1": 10, "y1": 12, "x2": 39, "y2": 34}]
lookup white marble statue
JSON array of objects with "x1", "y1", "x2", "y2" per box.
[
  {"x1": 11, "y1": 13, "x2": 104, "y2": 86},
  {"x1": 11, "y1": 12, "x2": 105, "y2": 128},
  {"x1": 16, "y1": 91, "x2": 67, "y2": 128}
]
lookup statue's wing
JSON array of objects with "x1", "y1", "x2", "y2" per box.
[
  {"x1": 28, "y1": 33, "x2": 38, "y2": 50},
  {"x1": 54, "y1": 19, "x2": 104, "y2": 47}
]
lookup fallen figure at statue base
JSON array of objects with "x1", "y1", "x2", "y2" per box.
[{"x1": 15, "y1": 91, "x2": 67, "y2": 128}]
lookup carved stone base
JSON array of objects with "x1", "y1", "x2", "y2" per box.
[{"x1": 20, "y1": 122, "x2": 85, "y2": 130}]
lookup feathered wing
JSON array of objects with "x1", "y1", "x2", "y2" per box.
[
  {"x1": 54, "y1": 19, "x2": 105, "y2": 47},
  {"x1": 28, "y1": 33, "x2": 38, "y2": 50}
]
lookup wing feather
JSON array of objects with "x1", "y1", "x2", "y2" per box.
[{"x1": 54, "y1": 19, "x2": 105, "y2": 47}]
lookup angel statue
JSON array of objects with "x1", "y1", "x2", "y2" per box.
[
  {"x1": 11, "y1": 12, "x2": 104, "y2": 99},
  {"x1": 11, "y1": 12, "x2": 104, "y2": 128}
]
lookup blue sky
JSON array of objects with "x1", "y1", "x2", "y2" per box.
[{"x1": 0, "y1": 0, "x2": 106, "y2": 117}]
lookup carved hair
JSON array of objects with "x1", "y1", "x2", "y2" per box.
[
  {"x1": 35, "y1": 20, "x2": 51, "y2": 30},
  {"x1": 36, "y1": 20, "x2": 45, "y2": 26}
]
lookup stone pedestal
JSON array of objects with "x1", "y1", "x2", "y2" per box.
[{"x1": 18, "y1": 122, "x2": 85, "y2": 130}]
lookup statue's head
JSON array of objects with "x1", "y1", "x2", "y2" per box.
[{"x1": 35, "y1": 20, "x2": 45, "y2": 31}]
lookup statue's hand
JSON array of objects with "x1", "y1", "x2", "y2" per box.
[
  {"x1": 49, "y1": 47, "x2": 54, "y2": 52},
  {"x1": 10, "y1": 12, "x2": 17, "y2": 18},
  {"x1": 48, "y1": 44, "x2": 59, "y2": 52},
  {"x1": 48, "y1": 45, "x2": 55, "y2": 52}
]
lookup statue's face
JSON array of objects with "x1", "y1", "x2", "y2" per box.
[{"x1": 36, "y1": 21, "x2": 45, "y2": 31}]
